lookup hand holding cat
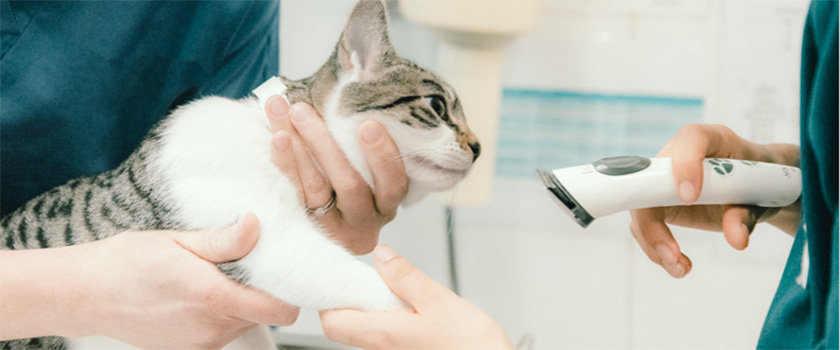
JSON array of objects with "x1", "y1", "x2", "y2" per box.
[
  {"x1": 319, "y1": 245, "x2": 514, "y2": 350},
  {"x1": 629, "y1": 124, "x2": 801, "y2": 278},
  {"x1": 265, "y1": 96, "x2": 409, "y2": 255},
  {"x1": 0, "y1": 213, "x2": 298, "y2": 348}
]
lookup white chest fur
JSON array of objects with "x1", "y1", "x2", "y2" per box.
[{"x1": 155, "y1": 96, "x2": 406, "y2": 311}]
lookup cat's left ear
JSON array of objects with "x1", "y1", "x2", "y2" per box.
[{"x1": 336, "y1": 0, "x2": 395, "y2": 81}]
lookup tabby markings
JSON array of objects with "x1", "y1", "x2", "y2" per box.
[
  {"x1": 409, "y1": 105, "x2": 439, "y2": 127},
  {"x1": 17, "y1": 219, "x2": 27, "y2": 248},
  {"x1": 126, "y1": 165, "x2": 164, "y2": 225},
  {"x1": 83, "y1": 190, "x2": 97, "y2": 238},
  {"x1": 64, "y1": 223, "x2": 73, "y2": 246},
  {"x1": 421, "y1": 79, "x2": 445, "y2": 94},
  {"x1": 358, "y1": 95, "x2": 421, "y2": 112},
  {"x1": 4, "y1": 231, "x2": 13, "y2": 249},
  {"x1": 36, "y1": 227, "x2": 48, "y2": 249}
]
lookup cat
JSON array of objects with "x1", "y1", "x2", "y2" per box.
[{"x1": 0, "y1": 0, "x2": 480, "y2": 349}]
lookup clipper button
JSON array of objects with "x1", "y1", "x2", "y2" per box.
[{"x1": 593, "y1": 156, "x2": 652, "y2": 176}]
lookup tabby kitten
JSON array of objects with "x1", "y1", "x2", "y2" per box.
[{"x1": 0, "y1": 0, "x2": 479, "y2": 349}]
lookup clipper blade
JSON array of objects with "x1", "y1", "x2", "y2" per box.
[{"x1": 537, "y1": 169, "x2": 594, "y2": 228}]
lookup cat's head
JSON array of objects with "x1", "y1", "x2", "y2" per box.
[{"x1": 284, "y1": 0, "x2": 480, "y2": 204}]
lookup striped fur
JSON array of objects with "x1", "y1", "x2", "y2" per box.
[
  {"x1": 0, "y1": 126, "x2": 178, "y2": 350},
  {"x1": 0, "y1": 337, "x2": 66, "y2": 350},
  {"x1": 0, "y1": 1, "x2": 480, "y2": 349},
  {"x1": 1, "y1": 131, "x2": 175, "y2": 252}
]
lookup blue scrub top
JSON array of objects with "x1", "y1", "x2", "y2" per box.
[
  {"x1": 758, "y1": 1, "x2": 838, "y2": 348},
  {"x1": 0, "y1": 0, "x2": 280, "y2": 215}
]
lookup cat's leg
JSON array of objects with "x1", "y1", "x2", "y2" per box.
[{"x1": 229, "y1": 211, "x2": 407, "y2": 311}]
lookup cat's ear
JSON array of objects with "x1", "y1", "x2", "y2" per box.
[{"x1": 336, "y1": 0, "x2": 395, "y2": 81}]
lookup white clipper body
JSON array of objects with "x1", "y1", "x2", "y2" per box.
[
  {"x1": 538, "y1": 156, "x2": 802, "y2": 228},
  {"x1": 252, "y1": 76, "x2": 289, "y2": 127}
]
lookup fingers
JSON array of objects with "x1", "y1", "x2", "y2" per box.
[
  {"x1": 289, "y1": 103, "x2": 375, "y2": 215},
  {"x1": 291, "y1": 137, "x2": 333, "y2": 209},
  {"x1": 373, "y1": 245, "x2": 454, "y2": 310},
  {"x1": 270, "y1": 131, "x2": 305, "y2": 205},
  {"x1": 630, "y1": 210, "x2": 692, "y2": 278},
  {"x1": 358, "y1": 120, "x2": 409, "y2": 221},
  {"x1": 721, "y1": 205, "x2": 756, "y2": 250},
  {"x1": 320, "y1": 309, "x2": 412, "y2": 349},
  {"x1": 266, "y1": 97, "x2": 332, "y2": 208},
  {"x1": 266, "y1": 95, "x2": 291, "y2": 133},
  {"x1": 170, "y1": 207, "x2": 301, "y2": 326},
  {"x1": 224, "y1": 284, "x2": 301, "y2": 326},
  {"x1": 635, "y1": 124, "x2": 760, "y2": 276},
  {"x1": 319, "y1": 309, "x2": 369, "y2": 347},
  {"x1": 175, "y1": 213, "x2": 261, "y2": 263}
]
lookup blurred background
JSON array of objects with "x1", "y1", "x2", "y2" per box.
[{"x1": 274, "y1": 0, "x2": 810, "y2": 348}]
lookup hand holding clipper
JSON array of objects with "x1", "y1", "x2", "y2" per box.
[
  {"x1": 545, "y1": 125, "x2": 805, "y2": 279},
  {"x1": 538, "y1": 156, "x2": 802, "y2": 228}
]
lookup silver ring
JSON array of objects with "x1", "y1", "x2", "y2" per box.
[{"x1": 306, "y1": 191, "x2": 336, "y2": 217}]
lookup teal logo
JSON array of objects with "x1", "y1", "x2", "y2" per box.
[{"x1": 709, "y1": 159, "x2": 734, "y2": 177}]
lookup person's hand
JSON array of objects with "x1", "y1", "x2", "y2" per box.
[
  {"x1": 630, "y1": 124, "x2": 801, "y2": 278},
  {"x1": 264, "y1": 96, "x2": 409, "y2": 255},
  {"x1": 0, "y1": 213, "x2": 299, "y2": 348},
  {"x1": 319, "y1": 245, "x2": 514, "y2": 350},
  {"x1": 77, "y1": 213, "x2": 298, "y2": 348}
]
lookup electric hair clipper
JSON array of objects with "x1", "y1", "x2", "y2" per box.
[{"x1": 538, "y1": 156, "x2": 802, "y2": 228}]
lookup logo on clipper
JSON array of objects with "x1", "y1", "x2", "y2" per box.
[
  {"x1": 709, "y1": 159, "x2": 734, "y2": 178},
  {"x1": 782, "y1": 167, "x2": 794, "y2": 178}
]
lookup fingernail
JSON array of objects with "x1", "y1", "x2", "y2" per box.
[
  {"x1": 679, "y1": 181, "x2": 696, "y2": 204},
  {"x1": 290, "y1": 103, "x2": 309, "y2": 123},
  {"x1": 670, "y1": 263, "x2": 686, "y2": 278},
  {"x1": 273, "y1": 132, "x2": 291, "y2": 151},
  {"x1": 360, "y1": 121, "x2": 382, "y2": 144},
  {"x1": 656, "y1": 244, "x2": 677, "y2": 266},
  {"x1": 374, "y1": 245, "x2": 398, "y2": 263},
  {"x1": 268, "y1": 96, "x2": 288, "y2": 117}
]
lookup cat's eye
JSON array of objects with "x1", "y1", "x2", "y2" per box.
[{"x1": 425, "y1": 95, "x2": 448, "y2": 121}]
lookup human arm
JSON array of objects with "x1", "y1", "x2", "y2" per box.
[
  {"x1": 630, "y1": 124, "x2": 802, "y2": 278},
  {"x1": 319, "y1": 245, "x2": 514, "y2": 349},
  {"x1": 0, "y1": 214, "x2": 299, "y2": 348},
  {"x1": 264, "y1": 96, "x2": 409, "y2": 255}
]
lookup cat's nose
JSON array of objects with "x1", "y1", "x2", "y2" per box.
[{"x1": 468, "y1": 142, "x2": 481, "y2": 162}]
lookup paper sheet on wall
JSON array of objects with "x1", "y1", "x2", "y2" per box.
[{"x1": 495, "y1": 89, "x2": 703, "y2": 178}]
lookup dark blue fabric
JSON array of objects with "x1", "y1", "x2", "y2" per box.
[
  {"x1": 1, "y1": 0, "x2": 279, "y2": 215},
  {"x1": 758, "y1": 1, "x2": 838, "y2": 348}
]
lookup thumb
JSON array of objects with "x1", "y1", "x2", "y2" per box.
[
  {"x1": 373, "y1": 245, "x2": 453, "y2": 310},
  {"x1": 668, "y1": 153, "x2": 706, "y2": 205},
  {"x1": 175, "y1": 213, "x2": 262, "y2": 263},
  {"x1": 663, "y1": 125, "x2": 720, "y2": 204}
]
